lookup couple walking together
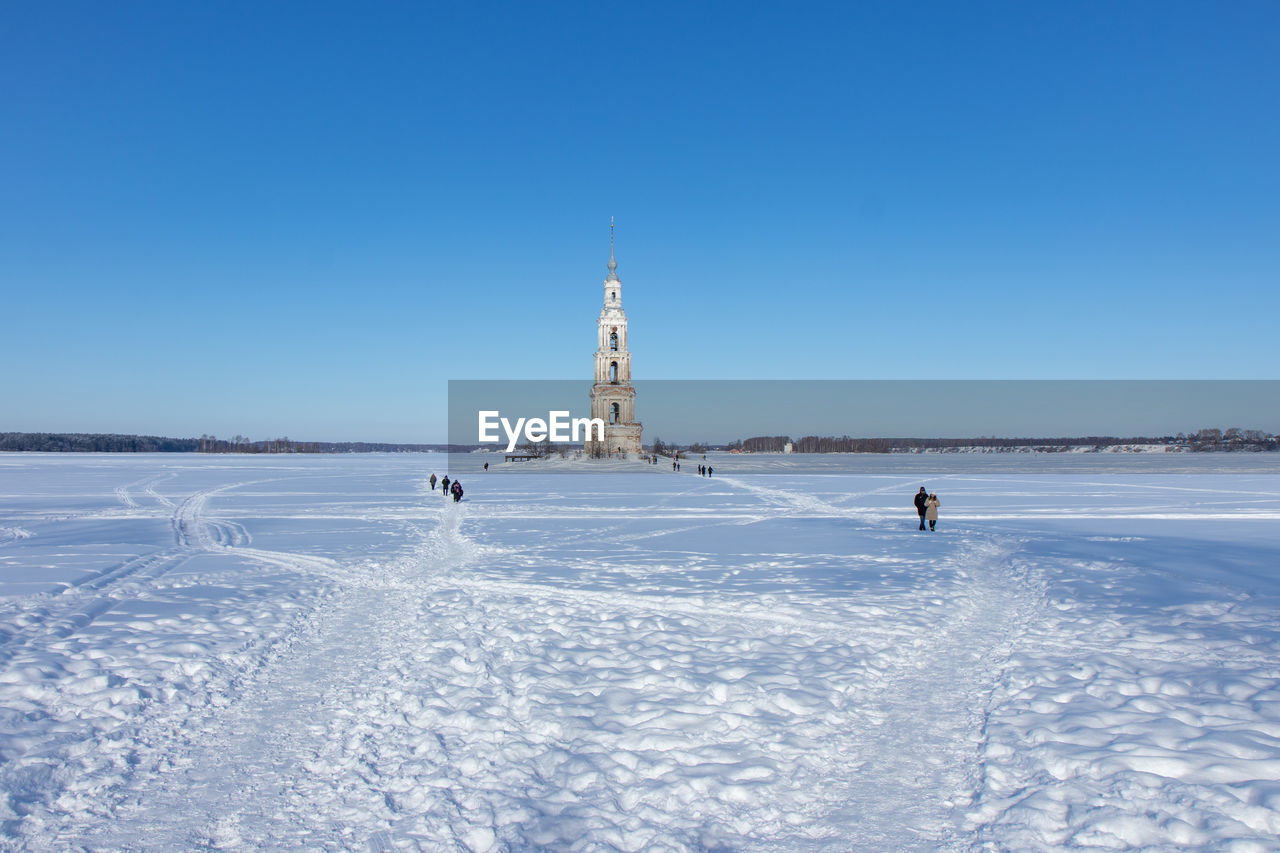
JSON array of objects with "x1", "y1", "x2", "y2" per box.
[{"x1": 914, "y1": 487, "x2": 940, "y2": 531}]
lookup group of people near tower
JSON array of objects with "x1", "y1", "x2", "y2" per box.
[
  {"x1": 427, "y1": 465, "x2": 942, "y2": 531},
  {"x1": 666, "y1": 457, "x2": 713, "y2": 476},
  {"x1": 428, "y1": 472, "x2": 463, "y2": 503}
]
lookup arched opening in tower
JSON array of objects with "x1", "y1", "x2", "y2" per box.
[
  {"x1": 610, "y1": 403, "x2": 620, "y2": 424},
  {"x1": 610, "y1": 362, "x2": 619, "y2": 384}
]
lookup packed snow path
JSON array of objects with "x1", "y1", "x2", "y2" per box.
[{"x1": 1, "y1": 454, "x2": 1279, "y2": 851}]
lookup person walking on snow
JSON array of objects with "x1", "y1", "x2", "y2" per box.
[
  {"x1": 926, "y1": 493, "x2": 940, "y2": 531},
  {"x1": 429, "y1": 473, "x2": 437, "y2": 491},
  {"x1": 914, "y1": 487, "x2": 929, "y2": 531},
  {"x1": 451, "y1": 480, "x2": 463, "y2": 502},
  {"x1": 441, "y1": 475, "x2": 451, "y2": 494},
  {"x1": 707, "y1": 466, "x2": 713, "y2": 477}
]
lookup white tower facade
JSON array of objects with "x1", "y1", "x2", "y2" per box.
[{"x1": 587, "y1": 223, "x2": 643, "y2": 457}]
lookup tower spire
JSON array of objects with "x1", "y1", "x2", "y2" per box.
[{"x1": 607, "y1": 217, "x2": 618, "y2": 280}]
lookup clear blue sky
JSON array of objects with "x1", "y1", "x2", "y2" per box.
[{"x1": 3, "y1": 2, "x2": 1277, "y2": 442}]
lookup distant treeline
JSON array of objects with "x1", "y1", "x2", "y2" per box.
[
  {"x1": 193, "y1": 434, "x2": 446, "y2": 454},
  {"x1": 0, "y1": 433, "x2": 200, "y2": 453},
  {"x1": 731, "y1": 428, "x2": 1279, "y2": 454},
  {"x1": 0, "y1": 433, "x2": 452, "y2": 454}
]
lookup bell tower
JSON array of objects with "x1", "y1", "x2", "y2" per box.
[{"x1": 587, "y1": 220, "x2": 643, "y2": 457}]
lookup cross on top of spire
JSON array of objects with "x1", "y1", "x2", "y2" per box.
[{"x1": 607, "y1": 217, "x2": 619, "y2": 281}]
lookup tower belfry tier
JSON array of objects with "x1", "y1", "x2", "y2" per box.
[{"x1": 587, "y1": 221, "x2": 643, "y2": 457}]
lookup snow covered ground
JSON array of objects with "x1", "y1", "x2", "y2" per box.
[{"x1": 1, "y1": 452, "x2": 1279, "y2": 852}]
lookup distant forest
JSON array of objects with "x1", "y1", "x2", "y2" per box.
[
  {"x1": 0, "y1": 433, "x2": 450, "y2": 454},
  {"x1": 731, "y1": 428, "x2": 1278, "y2": 454},
  {"x1": 4, "y1": 429, "x2": 1277, "y2": 454}
]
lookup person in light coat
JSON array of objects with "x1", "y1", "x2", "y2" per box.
[{"x1": 925, "y1": 493, "x2": 940, "y2": 531}]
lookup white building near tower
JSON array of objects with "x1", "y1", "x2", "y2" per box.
[{"x1": 586, "y1": 223, "x2": 643, "y2": 457}]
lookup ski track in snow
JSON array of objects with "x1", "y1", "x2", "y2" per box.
[
  {"x1": 0, "y1": 464, "x2": 350, "y2": 851},
  {"x1": 1, "y1": 455, "x2": 1278, "y2": 851},
  {"x1": 0, "y1": 478, "x2": 321, "y2": 672},
  {"x1": 20, "y1": 467, "x2": 1038, "y2": 851}
]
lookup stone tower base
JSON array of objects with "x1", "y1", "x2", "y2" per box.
[{"x1": 587, "y1": 423, "x2": 643, "y2": 458}]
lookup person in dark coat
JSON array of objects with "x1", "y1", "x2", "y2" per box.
[
  {"x1": 451, "y1": 480, "x2": 463, "y2": 502},
  {"x1": 914, "y1": 487, "x2": 929, "y2": 531},
  {"x1": 707, "y1": 466, "x2": 712, "y2": 477},
  {"x1": 441, "y1": 475, "x2": 451, "y2": 494},
  {"x1": 483, "y1": 462, "x2": 489, "y2": 471},
  {"x1": 429, "y1": 473, "x2": 437, "y2": 490}
]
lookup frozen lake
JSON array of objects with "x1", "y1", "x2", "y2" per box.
[{"x1": 1, "y1": 452, "x2": 1279, "y2": 851}]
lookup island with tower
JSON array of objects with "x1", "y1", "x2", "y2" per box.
[{"x1": 585, "y1": 222, "x2": 643, "y2": 457}]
